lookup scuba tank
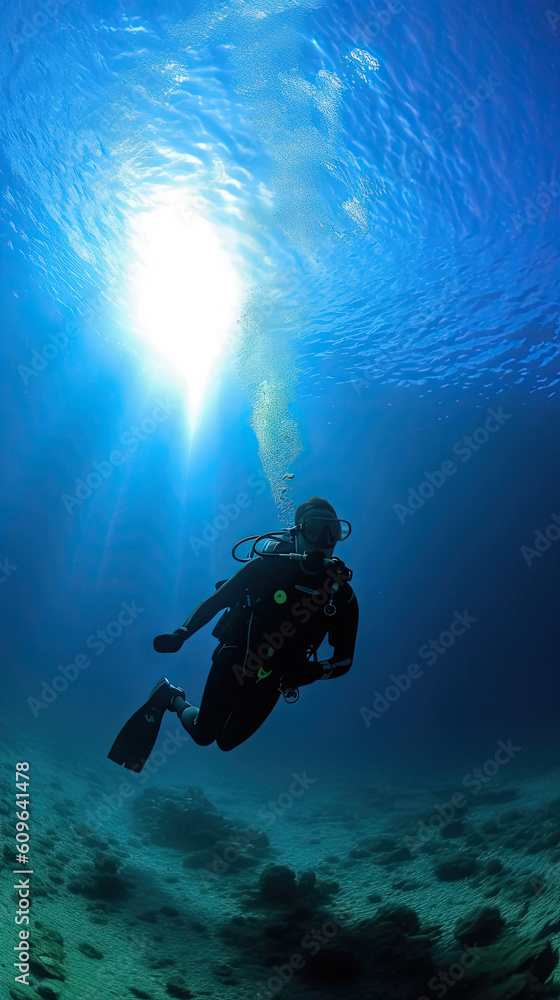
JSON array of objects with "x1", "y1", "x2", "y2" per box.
[{"x1": 232, "y1": 530, "x2": 295, "y2": 561}]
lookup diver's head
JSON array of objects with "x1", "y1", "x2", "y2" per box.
[{"x1": 292, "y1": 497, "x2": 350, "y2": 561}]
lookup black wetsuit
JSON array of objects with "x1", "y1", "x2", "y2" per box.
[{"x1": 178, "y1": 555, "x2": 359, "y2": 751}]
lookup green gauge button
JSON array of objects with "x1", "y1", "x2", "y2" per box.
[{"x1": 274, "y1": 590, "x2": 287, "y2": 604}]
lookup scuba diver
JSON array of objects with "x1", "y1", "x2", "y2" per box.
[{"x1": 108, "y1": 497, "x2": 359, "y2": 772}]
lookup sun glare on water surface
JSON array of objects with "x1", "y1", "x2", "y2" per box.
[{"x1": 129, "y1": 190, "x2": 242, "y2": 425}]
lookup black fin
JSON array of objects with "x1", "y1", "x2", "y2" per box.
[{"x1": 107, "y1": 698, "x2": 166, "y2": 772}]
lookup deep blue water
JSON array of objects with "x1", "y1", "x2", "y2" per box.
[{"x1": 1, "y1": 1, "x2": 560, "y2": 997}]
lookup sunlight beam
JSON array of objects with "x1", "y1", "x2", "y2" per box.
[{"x1": 129, "y1": 189, "x2": 242, "y2": 424}]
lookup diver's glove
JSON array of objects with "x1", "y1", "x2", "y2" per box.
[
  {"x1": 153, "y1": 627, "x2": 189, "y2": 653},
  {"x1": 281, "y1": 659, "x2": 338, "y2": 688}
]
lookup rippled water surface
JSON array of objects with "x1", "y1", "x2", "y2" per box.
[
  {"x1": 2, "y1": 11, "x2": 560, "y2": 999},
  {"x1": 2, "y1": 0, "x2": 558, "y2": 416}
]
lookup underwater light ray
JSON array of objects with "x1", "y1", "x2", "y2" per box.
[{"x1": 129, "y1": 190, "x2": 242, "y2": 424}]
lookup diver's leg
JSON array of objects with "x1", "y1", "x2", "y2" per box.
[
  {"x1": 216, "y1": 675, "x2": 281, "y2": 751},
  {"x1": 172, "y1": 645, "x2": 244, "y2": 747},
  {"x1": 171, "y1": 700, "x2": 205, "y2": 740}
]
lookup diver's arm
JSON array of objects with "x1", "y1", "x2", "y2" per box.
[
  {"x1": 153, "y1": 563, "x2": 254, "y2": 652},
  {"x1": 280, "y1": 587, "x2": 359, "y2": 686},
  {"x1": 319, "y1": 586, "x2": 359, "y2": 679},
  {"x1": 279, "y1": 654, "x2": 321, "y2": 688},
  {"x1": 179, "y1": 569, "x2": 249, "y2": 633}
]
